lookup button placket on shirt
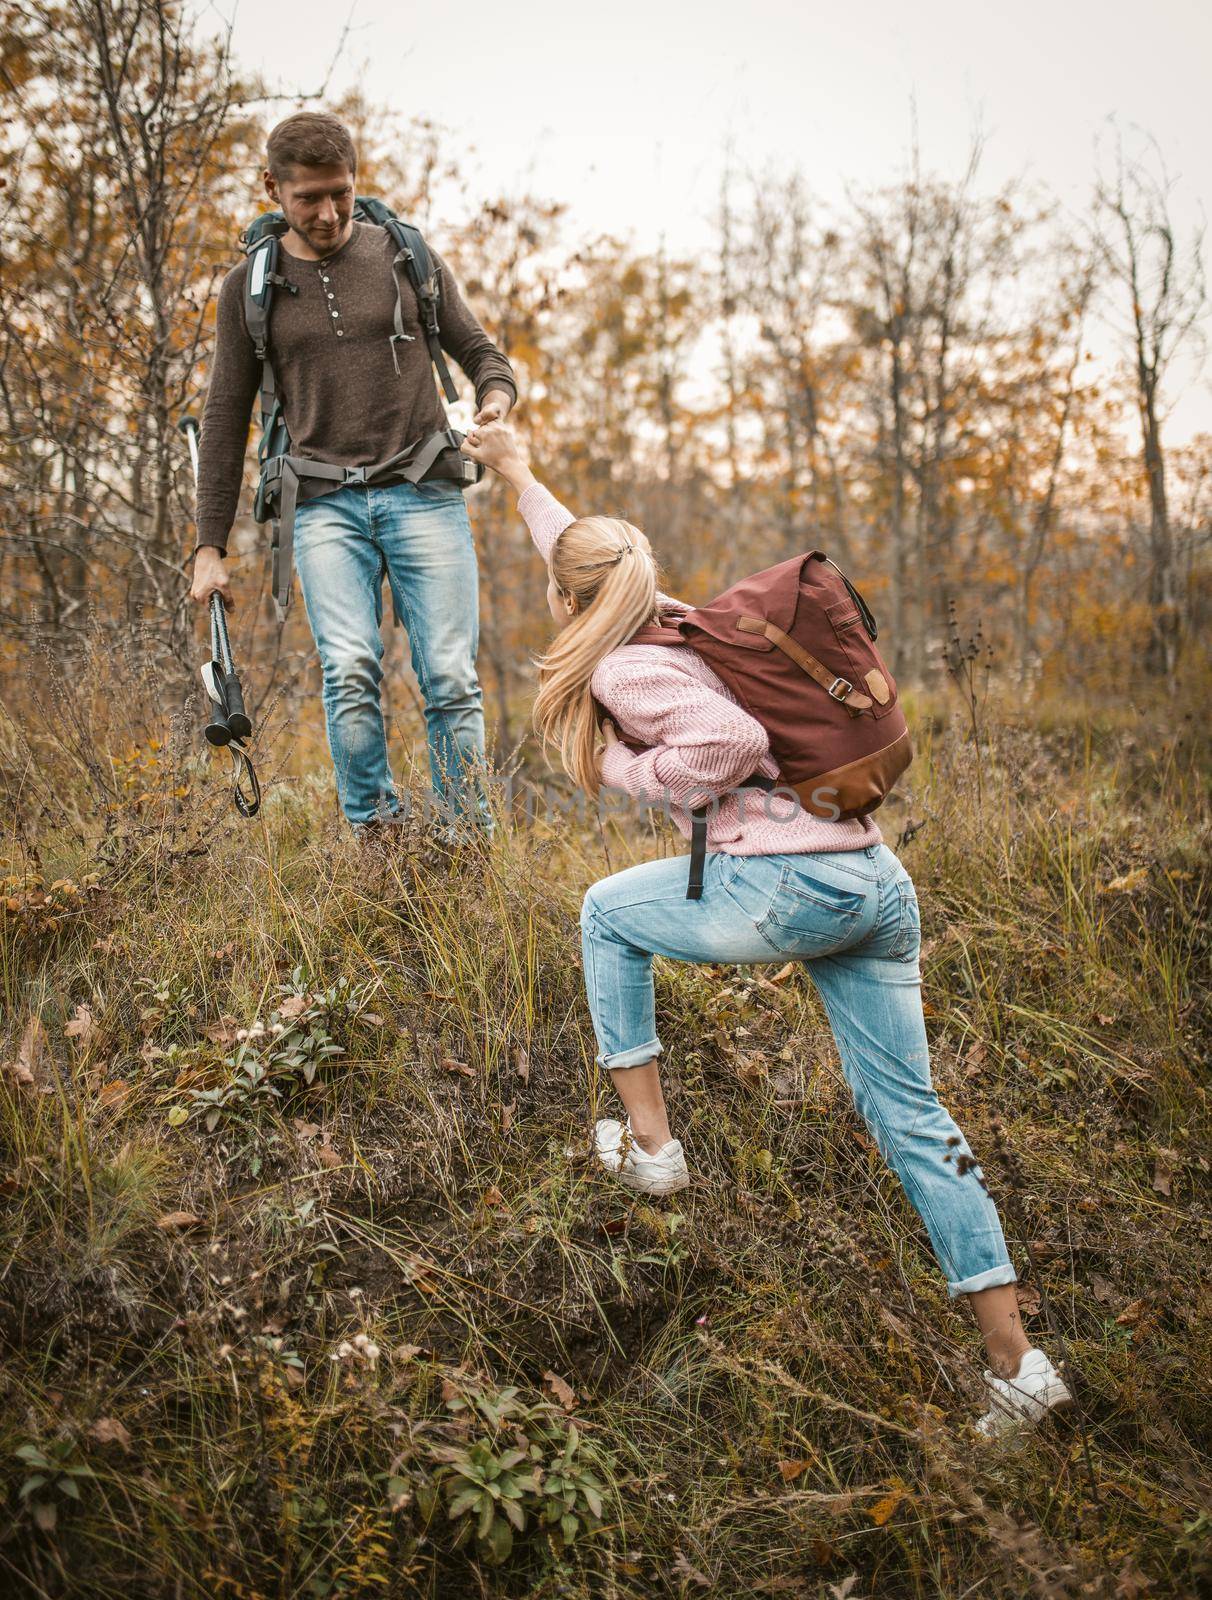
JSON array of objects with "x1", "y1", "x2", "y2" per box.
[{"x1": 319, "y1": 263, "x2": 344, "y2": 336}]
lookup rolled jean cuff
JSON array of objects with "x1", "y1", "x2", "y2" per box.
[
  {"x1": 947, "y1": 1262, "x2": 1017, "y2": 1299},
  {"x1": 597, "y1": 1038, "x2": 663, "y2": 1071}
]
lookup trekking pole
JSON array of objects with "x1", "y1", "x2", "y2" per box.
[{"x1": 179, "y1": 415, "x2": 261, "y2": 817}]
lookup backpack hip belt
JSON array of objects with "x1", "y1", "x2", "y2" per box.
[{"x1": 263, "y1": 428, "x2": 478, "y2": 620}]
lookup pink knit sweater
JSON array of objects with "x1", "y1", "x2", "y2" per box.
[{"x1": 518, "y1": 483, "x2": 882, "y2": 858}]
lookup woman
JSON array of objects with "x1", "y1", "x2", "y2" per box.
[{"x1": 460, "y1": 421, "x2": 1071, "y2": 1437}]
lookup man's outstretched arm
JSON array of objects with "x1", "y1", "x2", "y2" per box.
[{"x1": 431, "y1": 248, "x2": 518, "y2": 426}]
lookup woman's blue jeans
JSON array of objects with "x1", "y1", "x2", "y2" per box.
[
  {"x1": 580, "y1": 842, "x2": 1016, "y2": 1298},
  {"x1": 293, "y1": 479, "x2": 490, "y2": 827}
]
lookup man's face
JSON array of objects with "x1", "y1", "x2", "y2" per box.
[{"x1": 265, "y1": 163, "x2": 356, "y2": 256}]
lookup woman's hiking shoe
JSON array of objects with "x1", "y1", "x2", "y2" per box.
[
  {"x1": 593, "y1": 1118, "x2": 689, "y2": 1196},
  {"x1": 976, "y1": 1348, "x2": 1073, "y2": 1437}
]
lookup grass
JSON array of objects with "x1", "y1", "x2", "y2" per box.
[{"x1": 0, "y1": 649, "x2": 1209, "y2": 1598}]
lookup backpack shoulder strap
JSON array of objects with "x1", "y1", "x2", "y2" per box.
[
  {"x1": 627, "y1": 617, "x2": 691, "y2": 647},
  {"x1": 239, "y1": 214, "x2": 294, "y2": 433},
  {"x1": 354, "y1": 196, "x2": 458, "y2": 401}
]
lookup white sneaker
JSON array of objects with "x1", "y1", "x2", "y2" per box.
[
  {"x1": 593, "y1": 1118, "x2": 689, "y2": 1196},
  {"x1": 976, "y1": 1347, "x2": 1073, "y2": 1437}
]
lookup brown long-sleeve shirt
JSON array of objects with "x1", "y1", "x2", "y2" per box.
[{"x1": 195, "y1": 221, "x2": 517, "y2": 552}]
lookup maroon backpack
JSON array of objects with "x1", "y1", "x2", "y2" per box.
[{"x1": 606, "y1": 550, "x2": 913, "y2": 898}]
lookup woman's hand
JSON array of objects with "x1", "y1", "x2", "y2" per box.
[
  {"x1": 461, "y1": 420, "x2": 535, "y2": 492},
  {"x1": 594, "y1": 717, "x2": 621, "y2": 785}
]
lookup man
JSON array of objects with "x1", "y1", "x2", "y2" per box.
[{"x1": 189, "y1": 111, "x2": 516, "y2": 833}]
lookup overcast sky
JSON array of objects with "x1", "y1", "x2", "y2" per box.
[{"x1": 207, "y1": 0, "x2": 1211, "y2": 441}]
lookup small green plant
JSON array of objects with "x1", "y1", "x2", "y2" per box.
[
  {"x1": 136, "y1": 973, "x2": 198, "y2": 1042},
  {"x1": 431, "y1": 1381, "x2": 612, "y2": 1565},
  {"x1": 169, "y1": 968, "x2": 381, "y2": 1133},
  {"x1": 180, "y1": 1054, "x2": 283, "y2": 1133},
  {"x1": 15, "y1": 1437, "x2": 95, "y2": 1532}
]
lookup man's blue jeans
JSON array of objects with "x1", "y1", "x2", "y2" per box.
[
  {"x1": 580, "y1": 842, "x2": 1016, "y2": 1298},
  {"x1": 293, "y1": 479, "x2": 490, "y2": 827}
]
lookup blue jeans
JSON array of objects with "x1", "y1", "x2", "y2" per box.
[
  {"x1": 293, "y1": 480, "x2": 490, "y2": 827},
  {"x1": 580, "y1": 842, "x2": 1016, "y2": 1298}
]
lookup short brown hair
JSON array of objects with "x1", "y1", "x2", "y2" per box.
[{"x1": 266, "y1": 112, "x2": 357, "y2": 179}]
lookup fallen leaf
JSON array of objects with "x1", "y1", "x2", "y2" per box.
[
  {"x1": 1115, "y1": 1561, "x2": 1151, "y2": 1598},
  {"x1": 1115, "y1": 1298, "x2": 1148, "y2": 1327},
  {"x1": 98, "y1": 1080, "x2": 128, "y2": 1108},
  {"x1": 210, "y1": 943, "x2": 236, "y2": 963},
  {"x1": 827, "y1": 1579, "x2": 860, "y2": 1600},
  {"x1": 543, "y1": 1370, "x2": 576, "y2": 1410},
  {"x1": 293, "y1": 1120, "x2": 322, "y2": 1140},
  {"x1": 203, "y1": 1016, "x2": 241, "y2": 1045},
  {"x1": 393, "y1": 1343, "x2": 423, "y2": 1363},
  {"x1": 1089, "y1": 1273, "x2": 1116, "y2": 1305},
  {"x1": 482, "y1": 1184, "x2": 505, "y2": 1208},
  {"x1": 156, "y1": 1210, "x2": 201, "y2": 1231},
  {"x1": 963, "y1": 1040, "x2": 988, "y2": 1076},
  {"x1": 361, "y1": 1013, "x2": 385, "y2": 1028},
  {"x1": 1152, "y1": 1148, "x2": 1178, "y2": 1199},
  {"x1": 1015, "y1": 1283, "x2": 1042, "y2": 1316},
  {"x1": 89, "y1": 1417, "x2": 132, "y2": 1451},
  {"x1": 670, "y1": 1552, "x2": 710, "y2": 1588},
  {"x1": 777, "y1": 1458, "x2": 811, "y2": 1481},
  {"x1": 513, "y1": 1045, "x2": 530, "y2": 1084},
  {"x1": 766, "y1": 962, "x2": 797, "y2": 985},
  {"x1": 868, "y1": 1481, "x2": 906, "y2": 1526},
  {"x1": 283, "y1": 1364, "x2": 305, "y2": 1389},
  {"x1": 64, "y1": 1003, "x2": 94, "y2": 1042},
  {"x1": 6, "y1": 1015, "x2": 50, "y2": 1086},
  {"x1": 440, "y1": 1056, "x2": 475, "y2": 1078},
  {"x1": 314, "y1": 1142, "x2": 342, "y2": 1169},
  {"x1": 278, "y1": 995, "x2": 308, "y2": 1019},
  {"x1": 1101, "y1": 866, "x2": 1149, "y2": 894},
  {"x1": 500, "y1": 1100, "x2": 515, "y2": 1134}
]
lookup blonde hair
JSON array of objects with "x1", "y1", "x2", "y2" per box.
[{"x1": 532, "y1": 516, "x2": 662, "y2": 795}]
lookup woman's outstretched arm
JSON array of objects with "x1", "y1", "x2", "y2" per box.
[
  {"x1": 461, "y1": 423, "x2": 684, "y2": 604},
  {"x1": 461, "y1": 421, "x2": 573, "y2": 562}
]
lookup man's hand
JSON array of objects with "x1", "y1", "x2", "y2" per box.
[
  {"x1": 461, "y1": 420, "x2": 535, "y2": 493},
  {"x1": 473, "y1": 389, "x2": 513, "y2": 426},
  {"x1": 190, "y1": 546, "x2": 233, "y2": 611},
  {"x1": 594, "y1": 718, "x2": 621, "y2": 785}
]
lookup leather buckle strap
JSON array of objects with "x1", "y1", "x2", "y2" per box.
[{"x1": 736, "y1": 616, "x2": 873, "y2": 715}]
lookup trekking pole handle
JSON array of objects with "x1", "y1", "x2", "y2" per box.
[{"x1": 209, "y1": 593, "x2": 251, "y2": 741}]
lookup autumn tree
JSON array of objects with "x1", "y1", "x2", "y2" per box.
[
  {"x1": 0, "y1": 0, "x2": 258, "y2": 667},
  {"x1": 1093, "y1": 126, "x2": 1207, "y2": 683}
]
